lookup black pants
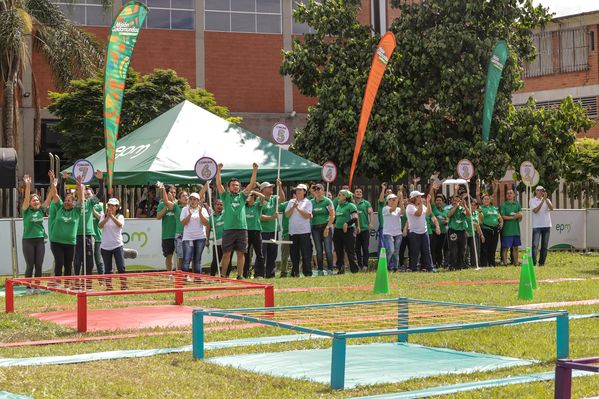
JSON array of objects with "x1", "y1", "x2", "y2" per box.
[
  {"x1": 210, "y1": 244, "x2": 223, "y2": 276},
  {"x1": 355, "y1": 230, "x2": 370, "y2": 269},
  {"x1": 333, "y1": 228, "x2": 359, "y2": 273},
  {"x1": 261, "y1": 232, "x2": 278, "y2": 278},
  {"x1": 481, "y1": 227, "x2": 499, "y2": 266},
  {"x1": 399, "y1": 234, "x2": 410, "y2": 267},
  {"x1": 74, "y1": 235, "x2": 94, "y2": 275},
  {"x1": 50, "y1": 242, "x2": 75, "y2": 276},
  {"x1": 244, "y1": 230, "x2": 264, "y2": 278},
  {"x1": 290, "y1": 233, "x2": 313, "y2": 277},
  {"x1": 431, "y1": 233, "x2": 446, "y2": 268},
  {"x1": 467, "y1": 235, "x2": 481, "y2": 268},
  {"x1": 447, "y1": 229, "x2": 467, "y2": 270},
  {"x1": 23, "y1": 238, "x2": 45, "y2": 278}
]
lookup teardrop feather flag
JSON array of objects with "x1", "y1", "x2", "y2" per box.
[
  {"x1": 103, "y1": 1, "x2": 148, "y2": 193},
  {"x1": 349, "y1": 31, "x2": 396, "y2": 188},
  {"x1": 482, "y1": 40, "x2": 509, "y2": 143}
]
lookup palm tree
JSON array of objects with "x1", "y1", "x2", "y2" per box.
[{"x1": 0, "y1": 0, "x2": 104, "y2": 152}]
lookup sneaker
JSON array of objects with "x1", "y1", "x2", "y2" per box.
[
  {"x1": 337, "y1": 268, "x2": 345, "y2": 275},
  {"x1": 186, "y1": 276, "x2": 193, "y2": 283},
  {"x1": 317, "y1": 270, "x2": 325, "y2": 276},
  {"x1": 327, "y1": 269, "x2": 335, "y2": 275},
  {"x1": 236, "y1": 275, "x2": 244, "y2": 280},
  {"x1": 428, "y1": 268, "x2": 437, "y2": 273}
]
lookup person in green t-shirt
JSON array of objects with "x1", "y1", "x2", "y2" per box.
[
  {"x1": 333, "y1": 190, "x2": 359, "y2": 274},
  {"x1": 49, "y1": 174, "x2": 84, "y2": 277},
  {"x1": 480, "y1": 193, "x2": 502, "y2": 266},
  {"x1": 431, "y1": 194, "x2": 448, "y2": 268},
  {"x1": 92, "y1": 202, "x2": 105, "y2": 275},
  {"x1": 21, "y1": 173, "x2": 52, "y2": 284},
  {"x1": 259, "y1": 180, "x2": 285, "y2": 278},
  {"x1": 499, "y1": 189, "x2": 522, "y2": 265},
  {"x1": 157, "y1": 184, "x2": 178, "y2": 272},
  {"x1": 207, "y1": 199, "x2": 225, "y2": 276},
  {"x1": 161, "y1": 189, "x2": 189, "y2": 270},
  {"x1": 216, "y1": 162, "x2": 259, "y2": 279},
  {"x1": 244, "y1": 191, "x2": 266, "y2": 278},
  {"x1": 354, "y1": 187, "x2": 373, "y2": 271},
  {"x1": 465, "y1": 200, "x2": 484, "y2": 268},
  {"x1": 310, "y1": 183, "x2": 335, "y2": 275},
  {"x1": 447, "y1": 194, "x2": 470, "y2": 270}
]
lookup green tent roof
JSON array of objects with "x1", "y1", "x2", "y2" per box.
[{"x1": 66, "y1": 101, "x2": 322, "y2": 184}]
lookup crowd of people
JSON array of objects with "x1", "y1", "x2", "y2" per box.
[{"x1": 19, "y1": 166, "x2": 555, "y2": 286}]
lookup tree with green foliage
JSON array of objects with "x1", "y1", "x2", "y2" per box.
[
  {"x1": 282, "y1": 0, "x2": 593, "y2": 190},
  {"x1": 564, "y1": 137, "x2": 599, "y2": 192},
  {"x1": 48, "y1": 69, "x2": 241, "y2": 162},
  {"x1": 1, "y1": 0, "x2": 104, "y2": 152}
]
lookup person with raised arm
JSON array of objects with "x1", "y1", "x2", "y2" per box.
[
  {"x1": 310, "y1": 183, "x2": 335, "y2": 276},
  {"x1": 260, "y1": 179, "x2": 285, "y2": 278},
  {"x1": 354, "y1": 187, "x2": 374, "y2": 271},
  {"x1": 73, "y1": 170, "x2": 103, "y2": 277},
  {"x1": 333, "y1": 190, "x2": 359, "y2": 274},
  {"x1": 377, "y1": 182, "x2": 393, "y2": 255},
  {"x1": 480, "y1": 193, "x2": 502, "y2": 266},
  {"x1": 98, "y1": 198, "x2": 125, "y2": 275},
  {"x1": 244, "y1": 190, "x2": 266, "y2": 278},
  {"x1": 216, "y1": 163, "x2": 259, "y2": 279},
  {"x1": 406, "y1": 191, "x2": 436, "y2": 272},
  {"x1": 180, "y1": 184, "x2": 210, "y2": 275},
  {"x1": 156, "y1": 184, "x2": 178, "y2": 272},
  {"x1": 447, "y1": 194, "x2": 470, "y2": 270},
  {"x1": 381, "y1": 191, "x2": 403, "y2": 272},
  {"x1": 285, "y1": 184, "x2": 313, "y2": 277},
  {"x1": 530, "y1": 185, "x2": 553, "y2": 266}
]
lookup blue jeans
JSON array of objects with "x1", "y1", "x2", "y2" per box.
[
  {"x1": 382, "y1": 234, "x2": 402, "y2": 270},
  {"x1": 101, "y1": 246, "x2": 125, "y2": 274},
  {"x1": 182, "y1": 239, "x2": 206, "y2": 274},
  {"x1": 532, "y1": 227, "x2": 550, "y2": 266},
  {"x1": 311, "y1": 225, "x2": 334, "y2": 271}
]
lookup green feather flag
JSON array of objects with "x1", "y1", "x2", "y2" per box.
[{"x1": 482, "y1": 40, "x2": 509, "y2": 143}]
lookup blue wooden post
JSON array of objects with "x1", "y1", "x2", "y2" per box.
[
  {"x1": 556, "y1": 312, "x2": 569, "y2": 359},
  {"x1": 192, "y1": 310, "x2": 205, "y2": 359},
  {"x1": 397, "y1": 297, "x2": 409, "y2": 343},
  {"x1": 330, "y1": 334, "x2": 347, "y2": 390}
]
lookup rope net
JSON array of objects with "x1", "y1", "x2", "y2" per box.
[
  {"x1": 10, "y1": 272, "x2": 268, "y2": 295},
  {"x1": 204, "y1": 299, "x2": 562, "y2": 335}
]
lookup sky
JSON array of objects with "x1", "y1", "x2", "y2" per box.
[{"x1": 532, "y1": 0, "x2": 598, "y2": 17}]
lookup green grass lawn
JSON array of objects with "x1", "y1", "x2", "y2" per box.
[{"x1": 0, "y1": 252, "x2": 598, "y2": 398}]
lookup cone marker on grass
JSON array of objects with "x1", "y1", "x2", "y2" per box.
[
  {"x1": 526, "y1": 247, "x2": 538, "y2": 290},
  {"x1": 373, "y1": 248, "x2": 390, "y2": 294},
  {"x1": 518, "y1": 254, "x2": 534, "y2": 300}
]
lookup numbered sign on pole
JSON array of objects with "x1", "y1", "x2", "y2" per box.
[
  {"x1": 195, "y1": 157, "x2": 218, "y2": 181},
  {"x1": 322, "y1": 161, "x2": 338, "y2": 183},
  {"x1": 272, "y1": 123, "x2": 292, "y2": 148},
  {"x1": 531, "y1": 170, "x2": 540, "y2": 187},
  {"x1": 520, "y1": 161, "x2": 536, "y2": 187},
  {"x1": 456, "y1": 159, "x2": 475, "y2": 181},
  {"x1": 72, "y1": 159, "x2": 95, "y2": 184}
]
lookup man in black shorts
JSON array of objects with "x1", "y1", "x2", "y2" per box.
[{"x1": 216, "y1": 162, "x2": 259, "y2": 279}]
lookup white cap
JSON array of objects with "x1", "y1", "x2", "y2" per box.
[
  {"x1": 260, "y1": 182, "x2": 273, "y2": 190},
  {"x1": 295, "y1": 184, "x2": 308, "y2": 191},
  {"x1": 386, "y1": 193, "x2": 397, "y2": 201},
  {"x1": 107, "y1": 198, "x2": 119, "y2": 206},
  {"x1": 535, "y1": 186, "x2": 545, "y2": 191},
  {"x1": 409, "y1": 191, "x2": 424, "y2": 199},
  {"x1": 189, "y1": 192, "x2": 201, "y2": 200}
]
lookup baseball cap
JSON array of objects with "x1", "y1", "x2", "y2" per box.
[
  {"x1": 189, "y1": 192, "x2": 201, "y2": 200},
  {"x1": 295, "y1": 184, "x2": 308, "y2": 191},
  {"x1": 409, "y1": 191, "x2": 424, "y2": 199},
  {"x1": 386, "y1": 193, "x2": 397, "y2": 201},
  {"x1": 535, "y1": 186, "x2": 545, "y2": 191},
  {"x1": 107, "y1": 198, "x2": 120, "y2": 206},
  {"x1": 259, "y1": 182, "x2": 273, "y2": 190}
]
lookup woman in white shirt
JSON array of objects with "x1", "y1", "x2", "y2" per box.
[
  {"x1": 530, "y1": 185, "x2": 553, "y2": 266},
  {"x1": 382, "y1": 193, "x2": 405, "y2": 272},
  {"x1": 406, "y1": 191, "x2": 435, "y2": 272},
  {"x1": 99, "y1": 198, "x2": 125, "y2": 275},
  {"x1": 285, "y1": 184, "x2": 313, "y2": 277},
  {"x1": 180, "y1": 190, "x2": 210, "y2": 274}
]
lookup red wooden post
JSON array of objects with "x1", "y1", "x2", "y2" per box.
[
  {"x1": 5, "y1": 279, "x2": 14, "y2": 313},
  {"x1": 77, "y1": 293, "x2": 88, "y2": 333},
  {"x1": 264, "y1": 285, "x2": 274, "y2": 307},
  {"x1": 175, "y1": 272, "x2": 184, "y2": 305},
  {"x1": 175, "y1": 291, "x2": 184, "y2": 305}
]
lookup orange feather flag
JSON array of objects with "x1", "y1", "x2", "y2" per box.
[{"x1": 348, "y1": 32, "x2": 396, "y2": 188}]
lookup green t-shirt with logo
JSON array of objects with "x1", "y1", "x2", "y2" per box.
[
  {"x1": 432, "y1": 205, "x2": 448, "y2": 234},
  {"x1": 355, "y1": 199, "x2": 372, "y2": 230},
  {"x1": 92, "y1": 203, "x2": 104, "y2": 242},
  {"x1": 245, "y1": 202, "x2": 263, "y2": 231},
  {"x1": 261, "y1": 195, "x2": 279, "y2": 233},
  {"x1": 76, "y1": 197, "x2": 98, "y2": 236},
  {"x1": 448, "y1": 206, "x2": 468, "y2": 231},
  {"x1": 23, "y1": 207, "x2": 47, "y2": 240},
  {"x1": 500, "y1": 201, "x2": 521, "y2": 237},
  {"x1": 51, "y1": 199, "x2": 82, "y2": 245},
  {"x1": 426, "y1": 214, "x2": 434, "y2": 235},
  {"x1": 278, "y1": 202, "x2": 289, "y2": 237},
  {"x1": 311, "y1": 196, "x2": 333, "y2": 226},
  {"x1": 174, "y1": 204, "x2": 184, "y2": 235},
  {"x1": 221, "y1": 191, "x2": 249, "y2": 230},
  {"x1": 465, "y1": 210, "x2": 480, "y2": 238},
  {"x1": 378, "y1": 200, "x2": 385, "y2": 229},
  {"x1": 157, "y1": 201, "x2": 177, "y2": 239},
  {"x1": 481, "y1": 205, "x2": 500, "y2": 229},
  {"x1": 209, "y1": 212, "x2": 225, "y2": 241},
  {"x1": 335, "y1": 202, "x2": 358, "y2": 229}
]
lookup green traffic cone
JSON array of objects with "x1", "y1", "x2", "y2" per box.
[
  {"x1": 526, "y1": 247, "x2": 538, "y2": 290},
  {"x1": 373, "y1": 248, "x2": 390, "y2": 294},
  {"x1": 518, "y1": 254, "x2": 534, "y2": 300}
]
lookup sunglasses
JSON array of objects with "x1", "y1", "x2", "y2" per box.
[{"x1": 313, "y1": 187, "x2": 322, "y2": 191}]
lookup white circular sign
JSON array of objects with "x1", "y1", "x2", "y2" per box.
[
  {"x1": 520, "y1": 161, "x2": 536, "y2": 186},
  {"x1": 530, "y1": 170, "x2": 540, "y2": 187},
  {"x1": 72, "y1": 159, "x2": 94, "y2": 184},
  {"x1": 195, "y1": 157, "x2": 218, "y2": 181},
  {"x1": 321, "y1": 161, "x2": 338, "y2": 183},
  {"x1": 456, "y1": 159, "x2": 475, "y2": 180},
  {"x1": 272, "y1": 123, "x2": 291, "y2": 145}
]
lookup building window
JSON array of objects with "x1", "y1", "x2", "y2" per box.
[
  {"x1": 292, "y1": 0, "x2": 317, "y2": 35},
  {"x1": 122, "y1": 0, "x2": 195, "y2": 30},
  {"x1": 524, "y1": 31, "x2": 553, "y2": 78},
  {"x1": 559, "y1": 28, "x2": 589, "y2": 73},
  {"x1": 53, "y1": 0, "x2": 112, "y2": 26},
  {"x1": 516, "y1": 96, "x2": 598, "y2": 120},
  {"x1": 205, "y1": 0, "x2": 282, "y2": 34}
]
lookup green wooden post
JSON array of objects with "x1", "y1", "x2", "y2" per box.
[
  {"x1": 330, "y1": 334, "x2": 347, "y2": 389},
  {"x1": 556, "y1": 312, "x2": 569, "y2": 359},
  {"x1": 192, "y1": 311, "x2": 205, "y2": 359}
]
